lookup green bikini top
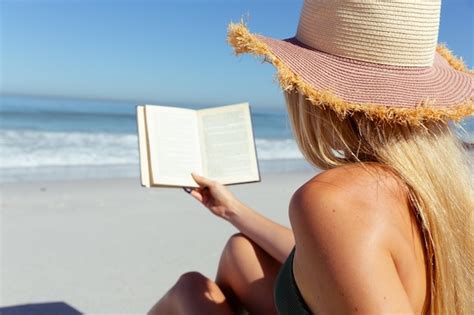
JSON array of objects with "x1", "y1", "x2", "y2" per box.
[{"x1": 274, "y1": 247, "x2": 312, "y2": 314}]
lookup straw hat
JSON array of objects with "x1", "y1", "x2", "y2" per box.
[{"x1": 228, "y1": 0, "x2": 473, "y2": 125}]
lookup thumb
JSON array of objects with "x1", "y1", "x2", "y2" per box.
[{"x1": 191, "y1": 172, "x2": 214, "y2": 187}]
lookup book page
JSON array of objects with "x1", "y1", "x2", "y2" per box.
[
  {"x1": 136, "y1": 106, "x2": 151, "y2": 187},
  {"x1": 197, "y1": 103, "x2": 259, "y2": 184},
  {"x1": 144, "y1": 105, "x2": 201, "y2": 187}
]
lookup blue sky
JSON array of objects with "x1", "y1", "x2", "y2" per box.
[{"x1": 1, "y1": 0, "x2": 473, "y2": 108}]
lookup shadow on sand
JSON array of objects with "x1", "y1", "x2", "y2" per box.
[{"x1": 0, "y1": 301, "x2": 82, "y2": 315}]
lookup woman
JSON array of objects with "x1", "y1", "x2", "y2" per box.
[{"x1": 150, "y1": 1, "x2": 473, "y2": 314}]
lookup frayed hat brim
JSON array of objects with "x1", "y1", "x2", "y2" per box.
[{"x1": 228, "y1": 22, "x2": 474, "y2": 125}]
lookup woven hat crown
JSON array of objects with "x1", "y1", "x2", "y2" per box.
[{"x1": 296, "y1": 0, "x2": 441, "y2": 66}]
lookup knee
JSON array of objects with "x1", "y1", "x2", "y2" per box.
[
  {"x1": 178, "y1": 271, "x2": 207, "y2": 283},
  {"x1": 173, "y1": 272, "x2": 227, "y2": 304},
  {"x1": 172, "y1": 271, "x2": 210, "y2": 294},
  {"x1": 148, "y1": 272, "x2": 218, "y2": 315},
  {"x1": 226, "y1": 232, "x2": 254, "y2": 252},
  {"x1": 221, "y1": 233, "x2": 255, "y2": 263}
]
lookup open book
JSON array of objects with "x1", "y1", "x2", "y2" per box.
[{"x1": 136, "y1": 103, "x2": 260, "y2": 188}]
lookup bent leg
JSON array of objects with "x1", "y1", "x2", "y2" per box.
[
  {"x1": 216, "y1": 233, "x2": 284, "y2": 315},
  {"x1": 148, "y1": 233, "x2": 288, "y2": 315},
  {"x1": 148, "y1": 272, "x2": 234, "y2": 315}
]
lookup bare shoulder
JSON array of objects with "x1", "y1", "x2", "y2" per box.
[
  {"x1": 289, "y1": 163, "x2": 411, "y2": 251},
  {"x1": 289, "y1": 163, "x2": 416, "y2": 314},
  {"x1": 290, "y1": 163, "x2": 409, "y2": 222}
]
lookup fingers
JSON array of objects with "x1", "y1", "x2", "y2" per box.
[
  {"x1": 190, "y1": 189, "x2": 203, "y2": 202},
  {"x1": 183, "y1": 186, "x2": 204, "y2": 202},
  {"x1": 191, "y1": 172, "x2": 214, "y2": 187}
]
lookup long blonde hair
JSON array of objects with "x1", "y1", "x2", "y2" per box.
[{"x1": 284, "y1": 90, "x2": 473, "y2": 315}]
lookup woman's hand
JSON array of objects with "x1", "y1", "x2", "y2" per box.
[
  {"x1": 186, "y1": 172, "x2": 295, "y2": 263},
  {"x1": 185, "y1": 173, "x2": 243, "y2": 220}
]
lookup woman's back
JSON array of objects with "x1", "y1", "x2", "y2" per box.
[{"x1": 288, "y1": 163, "x2": 428, "y2": 314}]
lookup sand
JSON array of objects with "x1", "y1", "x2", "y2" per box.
[{"x1": 0, "y1": 171, "x2": 317, "y2": 314}]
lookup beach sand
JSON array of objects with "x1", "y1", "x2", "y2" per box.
[{"x1": 0, "y1": 171, "x2": 317, "y2": 314}]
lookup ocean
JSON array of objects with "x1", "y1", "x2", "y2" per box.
[
  {"x1": 0, "y1": 95, "x2": 312, "y2": 182},
  {"x1": 0, "y1": 95, "x2": 472, "y2": 183}
]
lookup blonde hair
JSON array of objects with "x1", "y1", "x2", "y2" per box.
[{"x1": 285, "y1": 90, "x2": 474, "y2": 314}]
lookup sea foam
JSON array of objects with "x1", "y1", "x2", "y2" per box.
[{"x1": 0, "y1": 129, "x2": 303, "y2": 168}]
